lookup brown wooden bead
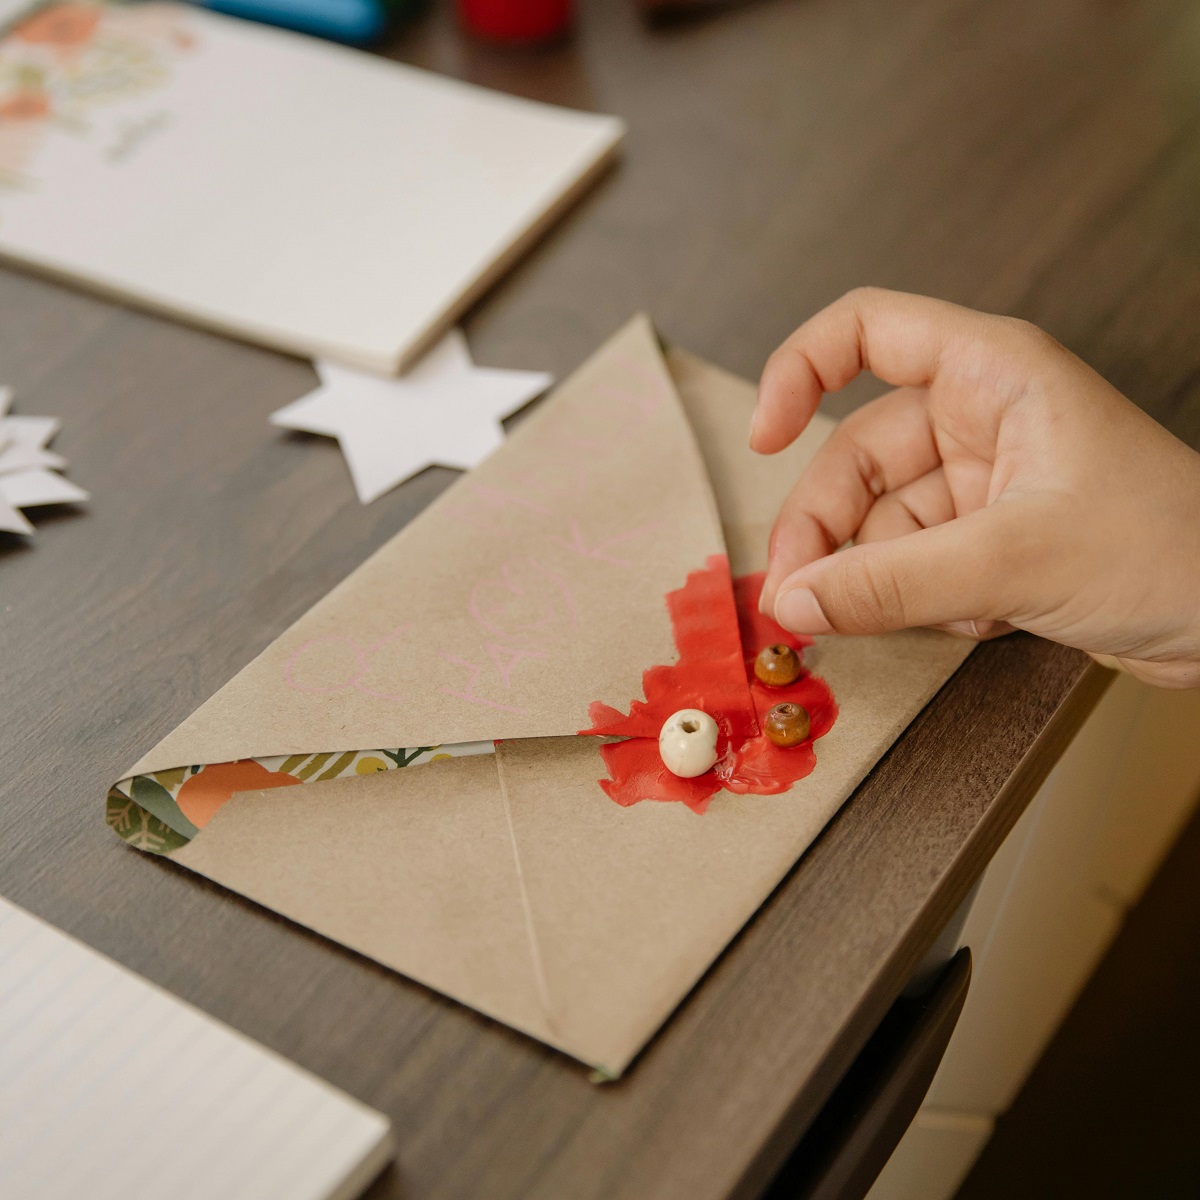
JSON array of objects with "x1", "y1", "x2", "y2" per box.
[
  {"x1": 754, "y1": 643, "x2": 802, "y2": 687},
  {"x1": 763, "y1": 702, "x2": 811, "y2": 747}
]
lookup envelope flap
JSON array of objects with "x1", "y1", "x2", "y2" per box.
[{"x1": 128, "y1": 316, "x2": 727, "y2": 778}]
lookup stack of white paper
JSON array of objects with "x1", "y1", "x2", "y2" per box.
[
  {"x1": 0, "y1": 897, "x2": 393, "y2": 1200},
  {"x1": 0, "y1": 3, "x2": 625, "y2": 374}
]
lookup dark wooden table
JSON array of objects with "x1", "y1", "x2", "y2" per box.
[{"x1": 3, "y1": 0, "x2": 1198, "y2": 1196}]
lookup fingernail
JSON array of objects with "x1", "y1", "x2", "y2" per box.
[
  {"x1": 758, "y1": 578, "x2": 776, "y2": 616},
  {"x1": 748, "y1": 406, "x2": 763, "y2": 447},
  {"x1": 775, "y1": 587, "x2": 833, "y2": 634},
  {"x1": 942, "y1": 620, "x2": 983, "y2": 639}
]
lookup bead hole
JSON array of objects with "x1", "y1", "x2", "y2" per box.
[{"x1": 680, "y1": 719, "x2": 699, "y2": 733}]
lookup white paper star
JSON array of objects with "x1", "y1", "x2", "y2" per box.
[
  {"x1": 0, "y1": 494, "x2": 31, "y2": 536},
  {"x1": 270, "y1": 329, "x2": 553, "y2": 504},
  {"x1": 0, "y1": 388, "x2": 88, "y2": 536},
  {"x1": 0, "y1": 415, "x2": 66, "y2": 475}
]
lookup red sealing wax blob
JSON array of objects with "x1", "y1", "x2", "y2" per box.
[
  {"x1": 457, "y1": 0, "x2": 573, "y2": 42},
  {"x1": 580, "y1": 559, "x2": 838, "y2": 814},
  {"x1": 730, "y1": 572, "x2": 837, "y2": 795}
]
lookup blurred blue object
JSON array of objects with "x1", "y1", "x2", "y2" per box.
[{"x1": 197, "y1": 0, "x2": 387, "y2": 44}]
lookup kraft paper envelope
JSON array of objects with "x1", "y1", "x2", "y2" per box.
[{"x1": 107, "y1": 317, "x2": 972, "y2": 1075}]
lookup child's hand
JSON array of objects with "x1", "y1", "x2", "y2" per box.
[{"x1": 752, "y1": 288, "x2": 1200, "y2": 688}]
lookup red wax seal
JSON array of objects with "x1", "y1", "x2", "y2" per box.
[
  {"x1": 580, "y1": 557, "x2": 838, "y2": 815},
  {"x1": 457, "y1": 0, "x2": 573, "y2": 42}
]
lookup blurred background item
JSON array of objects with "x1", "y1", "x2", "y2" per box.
[
  {"x1": 635, "y1": 0, "x2": 744, "y2": 23},
  {"x1": 191, "y1": 0, "x2": 742, "y2": 49},
  {"x1": 457, "y1": 0, "x2": 573, "y2": 44},
  {"x1": 198, "y1": 0, "x2": 429, "y2": 44}
]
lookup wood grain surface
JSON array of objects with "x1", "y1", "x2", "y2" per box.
[{"x1": 2, "y1": 1, "x2": 1198, "y2": 1197}]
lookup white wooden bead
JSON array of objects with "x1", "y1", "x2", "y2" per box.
[{"x1": 658, "y1": 708, "x2": 719, "y2": 778}]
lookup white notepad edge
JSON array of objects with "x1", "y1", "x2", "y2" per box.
[
  {"x1": 0, "y1": 896, "x2": 395, "y2": 1198},
  {"x1": 0, "y1": 119, "x2": 622, "y2": 375}
]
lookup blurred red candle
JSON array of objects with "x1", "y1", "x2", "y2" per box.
[{"x1": 457, "y1": 0, "x2": 573, "y2": 42}]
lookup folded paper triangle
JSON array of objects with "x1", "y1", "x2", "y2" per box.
[
  {"x1": 106, "y1": 322, "x2": 973, "y2": 1074},
  {"x1": 127, "y1": 315, "x2": 722, "y2": 778}
]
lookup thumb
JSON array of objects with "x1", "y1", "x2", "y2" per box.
[{"x1": 772, "y1": 502, "x2": 1040, "y2": 636}]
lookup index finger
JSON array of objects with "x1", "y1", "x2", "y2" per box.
[
  {"x1": 758, "y1": 386, "x2": 940, "y2": 610},
  {"x1": 750, "y1": 287, "x2": 1006, "y2": 455}
]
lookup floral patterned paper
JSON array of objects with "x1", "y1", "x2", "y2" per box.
[
  {"x1": 0, "y1": 2, "x2": 193, "y2": 189},
  {"x1": 107, "y1": 742, "x2": 496, "y2": 854}
]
